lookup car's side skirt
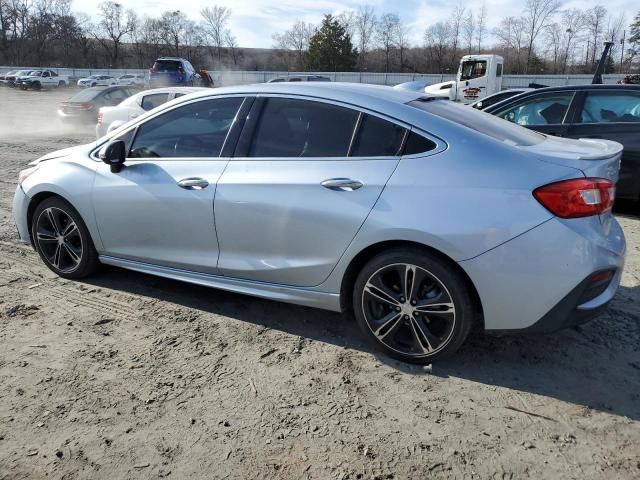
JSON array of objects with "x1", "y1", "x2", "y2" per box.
[{"x1": 99, "y1": 255, "x2": 342, "y2": 312}]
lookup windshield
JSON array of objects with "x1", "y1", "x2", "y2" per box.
[
  {"x1": 460, "y1": 60, "x2": 487, "y2": 81},
  {"x1": 409, "y1": 98, "x2": 544, "y2": 147},
  {"x1": 153, "y1": 60, "x2": 181, "y2": 71}
]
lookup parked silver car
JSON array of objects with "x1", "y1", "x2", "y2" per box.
[{"x1": 13, "y1": 83, "x2": 626, "y2": 363}]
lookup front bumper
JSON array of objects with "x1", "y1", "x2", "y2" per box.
[
  {"x1": 459, "y1": 216, "x2": 626, "y2": 332},
  {"x1": 12, "y1": 185, "x2": 31, "y2": 244}
]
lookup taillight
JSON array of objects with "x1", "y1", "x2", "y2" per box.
[
  {"x1": 533, "y1": 178, "x2": 615, "y2": 218},
  {"x1": 79, "y1": 102, "x2": 95, "y2": 111},
  {"x1": 97, "y1": 112, "x2": 103, "y2": 124},
  {"x1": 149, "y1": 67, "x2": 156, "y2": 74}
]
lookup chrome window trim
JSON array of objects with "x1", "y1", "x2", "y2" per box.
[{"x1": 90, "y1": 92, "x2": 446, "y2": 162}]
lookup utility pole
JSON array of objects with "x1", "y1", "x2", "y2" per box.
[{"x1": 620, "y1": 30, "x2": 626, "y2": 70}]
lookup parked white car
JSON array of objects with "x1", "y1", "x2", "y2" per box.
[
  {"x1": 117, "y1": 74, "x2": 146, "y2": 86},
  {"x1": 96, "y1": 87, "x2": 205, "y2": 139},
  {"x1": 77, "y1": 75, "x2": 117, "y2": 88}
]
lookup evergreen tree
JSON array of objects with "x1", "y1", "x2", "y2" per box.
[{"x1": 306, "y1": 15, "x2": 357, "y2": 71}]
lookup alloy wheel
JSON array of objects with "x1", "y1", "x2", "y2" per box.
[
  {"x1": 361, "y1": 263, "x2": 456, "y2": 357},
  {"x1": 35, "y1": 207, "x2": 83, "y2": 273}
]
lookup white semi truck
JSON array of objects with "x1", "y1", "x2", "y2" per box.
[{"x1": 424, "y1": 54, "x2": 504, "y2": 104}]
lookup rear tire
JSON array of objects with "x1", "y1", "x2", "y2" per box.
[
  {"x1": 31, "y1": 197, "x2": 99, "y2": 280},
  {"x1": 353, "y1": 248, "x2": 475, "y2": 364}
]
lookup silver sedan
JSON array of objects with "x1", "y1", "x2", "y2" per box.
[{"x1": 13, "y1": 83, "x2": 626, "y2": 363}]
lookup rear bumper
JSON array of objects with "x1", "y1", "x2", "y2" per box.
[
  {"x1": 459, "y1": 216, "x2": 626, "y2": 331},
  {"x1": 489, "y1": 267, "x2": 622, "y2": 334}
]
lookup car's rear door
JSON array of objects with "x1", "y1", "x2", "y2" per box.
[
  {"x1": 214, "y1": 96, "x2": 407, "y2": 287},
  {"x1": 92, "y1": 95, "x2": 250, "y2": 273},
  {"x1": 563, "y1": 89, "x2": 640, "y2": 200}
]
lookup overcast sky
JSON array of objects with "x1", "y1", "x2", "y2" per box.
[{"x1": 77, "y1": 0, "x2": 639, "y2": 48}]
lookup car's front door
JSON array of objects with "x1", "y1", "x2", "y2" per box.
[
  {"x1": 92, "y1": 95, "x2": 248, "y2": 273},
  {"x1": 493, "y1": 90, "x2": 577, "y2": 137},
  {"x1": 215, "y1": 96, "x2": 409, "y2": 287},
  {"x1": 563, "y1": 89, "x2": 640, "y2": 200}
]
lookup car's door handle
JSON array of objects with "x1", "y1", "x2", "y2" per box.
[
  {"x1": 177, "y1": 178, "x2": 209, "y2": 190},
  {"x1": 321, "y1": 178, "x2": 363, "y2": 191}
]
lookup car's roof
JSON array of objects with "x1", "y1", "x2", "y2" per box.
[
  {"x1": 156, "y1": 57, "x2": 188, "y2": 61},
  {"x1": 135, "y1": 87, "x2": 206, "y2": 96},
  {"x1": 518, "y1": 84, "x2": 640, "y2": 92},
  {"x1": 187, "y1": 82, "x2": 425, "y2": 107}
]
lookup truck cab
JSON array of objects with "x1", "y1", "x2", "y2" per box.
[{"x1": 425, "y1": 54, "x2": 504, "y2": 104}]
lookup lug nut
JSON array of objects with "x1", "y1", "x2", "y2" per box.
[
  {"x1": 399, "y1": 296, "x2": 405, "y2": 303},
  {"x1": 411, "y1": 299, "x2": 417, "y2": 306},
  {"x1": 395, "y1": 306, "x2": 401, "y2": 312},
  {"x1": 403, "y1": 315, "x2": 409, "y2": 320}
]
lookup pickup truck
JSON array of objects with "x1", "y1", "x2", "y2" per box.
[{"x1": 17, "y1": 69, "x2": 69, "y2": 90}]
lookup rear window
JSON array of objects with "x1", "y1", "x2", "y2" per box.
[
  {"x1": 409, "y1": 98, "x2": 544, "y2": 146},
  {"x1": 141, "y1": 93, "x2": 170, "y2": 111},
  {"x1": 153, "y1": 60, "x2": 181, "y2": 71},
  {"x1": 69, "y1": 88, "x2": 101, "y2": 102}
]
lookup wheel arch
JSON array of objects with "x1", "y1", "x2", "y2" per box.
[
  {"x1": 340, "y1": 240, "x2": 484, "y2": 328},
  {"x1": 26, "y1": 191, "x2": 97, "y2": 250}
]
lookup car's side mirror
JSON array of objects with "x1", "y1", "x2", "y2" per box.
[{"x1": 99, "y1": 140, "x2": 126, "y2": 173}]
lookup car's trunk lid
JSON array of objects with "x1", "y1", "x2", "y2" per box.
[
  {"x1": 518, "y1": 135, "x2": 622, "y2": 182},
  {"x1": 519, "y1": 135, "x2": 623, "y2": 230}
]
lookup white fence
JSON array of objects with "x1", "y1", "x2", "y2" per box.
[{"x1": 0, "y1": 66, "x2": 628, "y2": 87}]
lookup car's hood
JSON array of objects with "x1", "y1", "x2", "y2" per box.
[{"x1": 29, "y1": 145, "x2": 89, "y2": 166}]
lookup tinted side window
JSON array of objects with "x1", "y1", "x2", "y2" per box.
[
  {"x1": 402, "y1": 131, "x2": 437, "y2": 155},
  {"x1": 578, "y1": 92, "x2": 640, "y2": 123},
  {"x1": 104, "y1": 89, "x2": 129, "y2": 104},
  {"x1": 495, "y1": 93, "x2": 574, "y2": 126},
  {"x1": 141, "y1": 93, "x2": 170, "y2": 111},
  {"x1": 129, "y1": 97, "x2": 243, "y2": 158},
  {"x1": 249, "y1": 98, "x2": 358, "y2": 157},
  {"x1": 351, "y1": 114, "x2": 406, "y2": 157}
]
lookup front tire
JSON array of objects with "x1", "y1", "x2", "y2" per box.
[
  {"x1": 31, "y1": 197, "x2": 99, "y2": 279},
  {"x1": 353, "y1": 248, "x2": 475, "y2": 364}
]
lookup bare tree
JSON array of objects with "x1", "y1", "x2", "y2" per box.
[
  {"x1": 377, "y1": 13, "x2": 400, "y2": 72},
  {"x1": 585, "y1": 5, "x2": 607, "y2": 66},
  {"x1": 394, "y1": 17, "x2": 410, "y2": 71},
  {"x1": 463, "y1": 10, "x2": 475, "y2": 55},
  {"x1": 200, "y1": 5, "x2": 231, "y2": 63},
  {"x1": 605, "y1": 12, "x2": 626, "y2": 70},
  {"x1": 336, "y1": 10, "x2": 356, "y2": 40},
  {"x1": 523, "y1": 0, "x2": 561, "y2": 72},
  {"x1": 159, "y1": 10, "x2": 190, "y2": 57},
  {"x1": 225, "y1": 31, "x2": 238, "y2": 65},
  {"x1": 354, "y1": 4, "x2": 377, "y2": 70},
  {"x1": 544, "y1": 22, "x2": 563, "y2": 72},
  {"x1": 559, "y1": 9, "x2": 585, "y2": 73},
  {"x1": 494, "y1": 16, "x2": 527, "y2": 73},
  {"x1": 272, "y1": 20, "x2": 315, "y2": 70},
  {"x1": 424, "y1": 21, "x2": 450, "y2": 72},
  {"x1": 476, "y1": 2, "x2": 487, "y2": 53},
  {"x1": 448, "y1": 5, "x2": 465, "y2": 67},
  {"x1": 93, "y1": 0, "x2": 137, "y2": 67}
]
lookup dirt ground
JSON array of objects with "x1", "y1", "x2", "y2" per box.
[{"x1": 0, "y1": 87, "x2": 639, "y2": 480}]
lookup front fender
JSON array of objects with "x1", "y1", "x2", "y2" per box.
[{"x1": 20, "y1": 158, "x2": 102, "y2": 251}]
